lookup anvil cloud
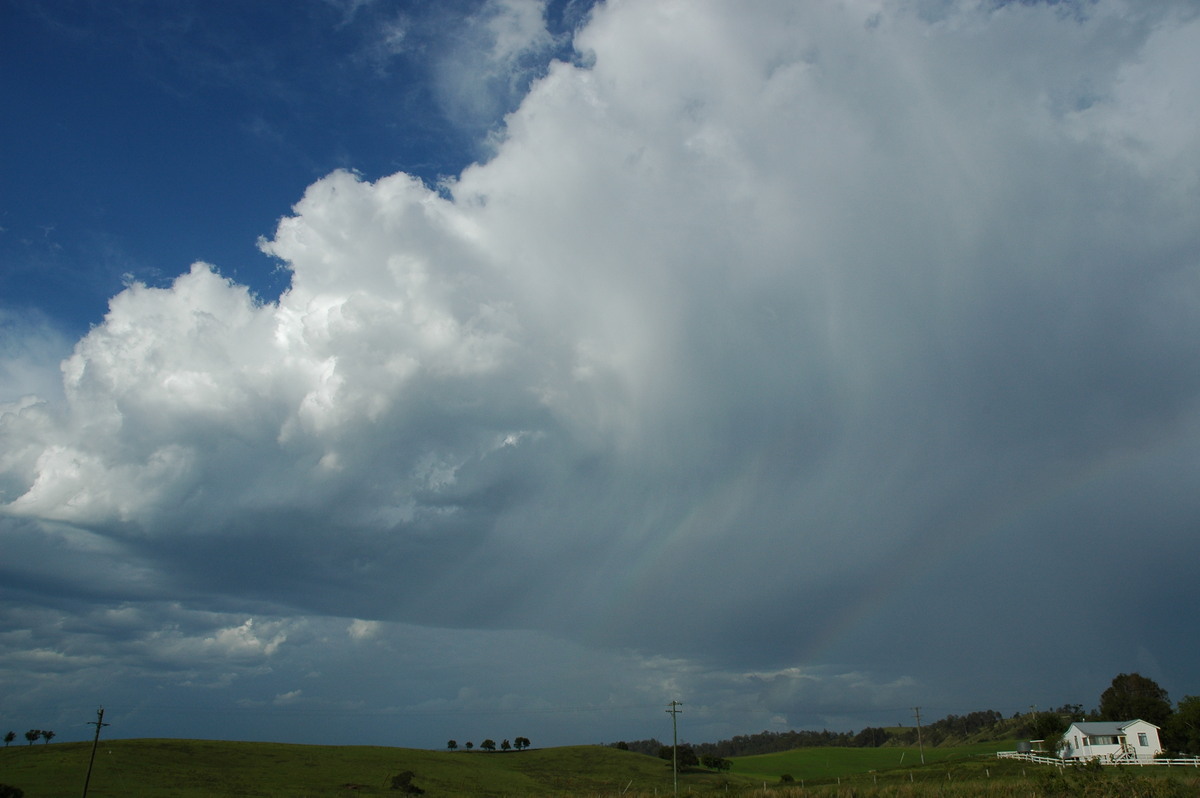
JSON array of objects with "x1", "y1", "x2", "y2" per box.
[{"x1": 3, "y1": 0, "x2": 1200, "y2": 747}]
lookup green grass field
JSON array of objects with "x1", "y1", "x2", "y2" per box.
[
  {"x1": 3, "y1": 738, "x2": 1198, "y2": 797},
  {"x1": 728, "y1": 743, "x2": 1200, "y2": 797},
  {"x1": 0, "y1": 738, "x2": 758, "y2": 797},
  {"x1": 730, "y1": 739, "x2": 1018, "y2": 781}
]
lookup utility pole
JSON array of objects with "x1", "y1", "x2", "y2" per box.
[
  {"x1": 912, "y1": 707, "x2": 925, "y2": 765},
  {"x1": 81, "y1": 706, "x2": 109, "y2": 798},
  {"x1": 666, "y1": 700, "x2": 682, "y2": 798}
]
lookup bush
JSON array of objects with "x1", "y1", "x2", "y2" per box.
[
  {"x1": 388, "y1": 770, "x2": 424, "y2": 794},
  {"x1": 0, "y1": 785, "x2": 24, "y2": 798},
  {"x1": 1035, "y1": 769, "x2": 1069, "y2": 795}
]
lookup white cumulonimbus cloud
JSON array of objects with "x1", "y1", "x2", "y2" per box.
[{"x1": 3, "y1": 0, "x2": 1200, "y2": 734}]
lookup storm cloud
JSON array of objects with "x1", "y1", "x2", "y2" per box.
[{"x1": 3, "y1": 0, "x2": 1200, "y2": 746}]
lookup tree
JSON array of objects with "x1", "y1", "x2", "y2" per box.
[
  {"x1": 3, "y1": 732, "x2": 13, "y2": 747},
  {"x1": 480, "y1": 739, "x2": 496, "y2": 752},
  {"x1": 852, "y1": 727, "x2": 887, "y2": 747},
  {"x1": 1053, "y1": 704, "x2": 1086, "y2": 721},
  {"x1": 446, "y1": 740, "x2": 457, "y2": 751},
  {"x1": 658, "y1": 744, "x2": 698, "y2": 769},
  {"x1": 23, "y1": 730, "x2": 39, "y2": 746},
  {"x1": 700, "y1": 754, "x2": 731, "y2": 771},
  {"x1": 40, "y1": 731, "x2": 54, "y2": 745},
  {"x1": 1164, "y1": 695, "x2": 1200, "y2": 754},
  {"x1": 464, "y1": 741, "x2": 473, "y2": 750},
  {"x1": 1029, "y1": 712, "x2": 1068, "y2": 745},
  {"x1": 1099, "y1": 673, "x2": 1172, "y2": 727},
  {"x1": 514, "y1": 736, "x2": 530, "y2": 751}
]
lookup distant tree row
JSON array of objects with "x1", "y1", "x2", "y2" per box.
[
  {"x1": 2, "y1": 730, "x2": 54, "y2": 747},
  {"x1": 646, "y1": 744, "x2": 731, "y2": 772},
  {"x1": 614, "y1": 726, "x2": 906, "y2": 759},
  {"x1": 446, "y1": 736, "x2": 530, "y2": 752},
  {"x1": 609, "y1": 674, "x2": 1200, "y2": 759}
]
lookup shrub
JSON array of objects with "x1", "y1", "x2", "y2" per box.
[
  {"x1": 1035, "y1": 769, "x2": 1070, "y2": 795},
  {"x1": 388, "y1": 770, "x2": 424, "y2": 794}
]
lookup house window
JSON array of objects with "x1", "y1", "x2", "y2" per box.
[{"x1": 1138, "y1": 733, "x2": 1148, "y2": 747}]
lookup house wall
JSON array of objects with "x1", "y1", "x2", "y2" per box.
[
  {"x1": 1062, "y1": 727, "x2": 1121, "y2": 760},
  {"x1": 1121, "y1": 720, "x2": 1162, "y2": 758},
  {"x1": 1060, "y1": 721, "x2": 1162, "y2": 760}
]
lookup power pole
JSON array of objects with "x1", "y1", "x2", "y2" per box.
[
  {"x1": 81, "y1": 706, "x2": 109, "y2": 798},
  {"x1": 666, "y1": 700, "x2": 682, "y2": 798},
  {"x1": 912, "y1": 707, "x2": 925, "y2": 765}
]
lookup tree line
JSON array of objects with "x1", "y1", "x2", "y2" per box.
[
  {"x1": 445, "y1": 736, "x2": 530, "y2": 752},
  {"x1": 2, "y1": 731, "x2": 55, "y2": 747},
  {"x1": 609, "y1": 674, "x2": 1200, "y2": 759}
]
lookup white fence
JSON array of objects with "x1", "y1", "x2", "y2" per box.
[{"x1": 997, "y1": 751, "x2": 1200, "y2": 768}]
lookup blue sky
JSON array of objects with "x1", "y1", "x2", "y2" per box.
[
  {"x1": 3, "y1": 0, "x2": 1200, "y2": 750},
  {"x1": 1, "y1": 0, "x2": 587, "y2": 337}
]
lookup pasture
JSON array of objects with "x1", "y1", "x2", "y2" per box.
[
  {"x1": 0, "y1": 739, "x2": 754, "y2": 797},
  {"x1": 730, "y1": 739, "x2": 1014, "y2": 782},
  {"x1": 2, "y1": 738, "x2": 1198, "y2": 796}
]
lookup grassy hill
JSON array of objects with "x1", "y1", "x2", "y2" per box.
[
  {"x1": 0, "y1": 738, "x2": 760, "y2": 797},
  {"x1": 3, "y1": 737, "x2": 1197, "y2": 796},
  {"x1": 729, "y1": 740, "x2": 1018, "y2": 782}
]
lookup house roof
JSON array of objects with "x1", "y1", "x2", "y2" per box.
[
  {"x1": 1066, "y1": 720, "x2": 1159, "y2": 737},
  {"x1": 1070, "y1": 722, "x2": 1125, "y2": 736}
]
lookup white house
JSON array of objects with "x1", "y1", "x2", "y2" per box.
[{"x1": 1059, "y1": 720, "x2": 1163, "y2": 762}]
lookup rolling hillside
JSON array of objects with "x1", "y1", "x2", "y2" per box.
[{"x1": 0, "y1": 738, "x2": 758, "y2": 797}]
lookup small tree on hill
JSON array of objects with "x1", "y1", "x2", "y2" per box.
[
  {"x1": 464, "y1": 741, "x2": 473, "y2": 750},
  {"x1": 23, "y1": 730, "x2": 39, "y2": 746},
  {"x1": 446, "y1": 740, "x2": 457, "y2": 751},
  {"x1": 480, "y1": 739, "x2": 496, "y2": 752},
  {"x1": 40, "y1": 731, "x2": 54, "y2": 745},
  {"x1": 658, "y1": 744, "x2": 698, "y2": 769},
  {"x1": 3, "y1": 732, "x2": 14, "y2": 747},
  {"x1": 501, "y1": 739, "x2": 511, "y2": 751},
  {"x1": 514, "y1": 736, "x2": 530, "y2": 751}
]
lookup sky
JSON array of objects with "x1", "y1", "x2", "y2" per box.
[{"x1": 2, "y1": 0, "x2": 1200, "y2": 750}]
